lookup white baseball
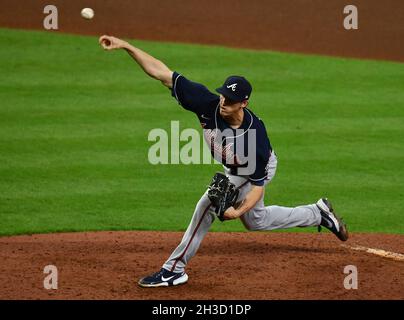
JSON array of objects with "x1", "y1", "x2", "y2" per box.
[{"x1": 81, "y1": 8, "x2": 95, "y2": 20}]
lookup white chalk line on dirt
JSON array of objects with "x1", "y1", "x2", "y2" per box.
[{"x1": 341, "y1": 244, "x2": 404, "y2": 262}]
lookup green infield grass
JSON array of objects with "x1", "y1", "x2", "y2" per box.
[{"x1": 0, "y1": 28, "x2": 403, "y2": 236}]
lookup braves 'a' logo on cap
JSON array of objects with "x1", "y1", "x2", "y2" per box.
[{"x1": 226, "y1": 83, "x2": 237, "y2": 92}]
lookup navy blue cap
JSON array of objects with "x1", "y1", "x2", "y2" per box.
[{"x1": 216, "y1": 75, "x2": 252, "y2": 102}]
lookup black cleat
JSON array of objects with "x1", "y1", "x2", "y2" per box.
[
  {"x1": 138, "y1": 268, "x2": 188, "y2": 288},
  {"x1": 316, "y1": 198, "x2": 349, "y2": 241}
]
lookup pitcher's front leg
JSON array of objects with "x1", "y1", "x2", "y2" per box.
[{"x1": 162, "y1": 191, "x2": 215, "y2": 273}]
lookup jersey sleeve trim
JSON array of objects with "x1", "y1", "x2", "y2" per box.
[
  {"x1": 249, "y1": 179, "x2": 265, "y2": 186},
  {"x1": 172, "y1": 73, "x2": 182, "y2": 104},
  {"x1": 249, "y1": 176, "x2": 267, "y2": 182}
]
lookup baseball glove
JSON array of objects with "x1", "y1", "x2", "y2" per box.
[{"x1": 207, "y1": 172, "x2": 239, "y2": 221}]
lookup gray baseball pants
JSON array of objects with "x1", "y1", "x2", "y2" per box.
[{"x1": 162, "y1": 152, "x2": 322, "y2": 273}]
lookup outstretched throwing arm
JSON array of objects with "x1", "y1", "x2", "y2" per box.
[{"x1": 99, "y1": 35, "x2": 173, "y2": 88}]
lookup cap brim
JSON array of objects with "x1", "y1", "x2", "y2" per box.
[{"x1": 215, "y1": 87, "x2": 245, "y2": 102}]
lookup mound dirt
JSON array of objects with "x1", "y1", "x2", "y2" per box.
[{"x1": 0, "y1": 231, "x2": 402, "y2": 299}]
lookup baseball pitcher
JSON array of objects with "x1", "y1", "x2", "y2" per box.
[{"x1": 99, "y1": 35, "x2": 348, "y2": 288}]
